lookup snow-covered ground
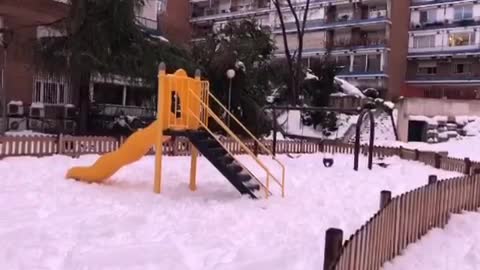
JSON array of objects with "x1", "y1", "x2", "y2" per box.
[
  {"x1": 0, "y1": 154, "x2": 458, "y2": 270},
  {"x1": 382, "y1": 211, "x2": 480, "y2": 270},
  {"x1": 374, "y1": 117, "x2": 480, "y2": 160},
  {"x1": 5, "y1": 130, "x2": 54, "y2": 137}
]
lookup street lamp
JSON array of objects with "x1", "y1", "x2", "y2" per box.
[
  {"x1": 226, "y1": 69, "x2": 235, "y2": 128},
  {"x1": 0, "y1": 27, "x2": 14, "y2": 134}
]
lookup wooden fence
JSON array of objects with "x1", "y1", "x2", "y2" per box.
[
  {"x1": 0, "y1": 135, "x2": 477, "y2": 175},
  {"x1": 328, "y1": 173, "x2": 480, "y2": 270}
]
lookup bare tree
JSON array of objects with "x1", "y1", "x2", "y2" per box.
[{"x1": 272, "y1": 0, "x2": 311, "y2": 105}]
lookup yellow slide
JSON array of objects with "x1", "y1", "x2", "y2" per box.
[{"x1": 66, "y1": 120, "x2": 170, "y2": 183}]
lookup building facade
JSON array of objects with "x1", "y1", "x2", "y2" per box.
[
  {"x1": 406, "y1": 0, "x2": 480, "y2": 99},
  {"x1": 0, "y1": 0, "x2": 191, "y2": 134},
  {"x1": 190, "y1": 0, "x2": 410, "y2": 99}
]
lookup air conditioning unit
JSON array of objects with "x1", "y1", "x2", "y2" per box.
[
  {"x1": 63, "y1": 120, "x2": 77, "y2": 134},
  {"x1": 30, "y1": 103, "x2": 45, "y2": 118},
  {"x1": 8, "y1": 117, "x2": 27, "y2": 131},
  {"x1": 28, "y1": 118, "x2": 44, "y2": 132},
  {"x1": 64, "y1": 104, "x2": 77, "y2": 119},
  {"x1": 7, "y1": 101, "x2": 24, "y2": 116}
]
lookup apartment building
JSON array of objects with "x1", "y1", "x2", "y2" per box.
[
  {"x1": 406, "y1": 0, "x2": 480, "y2": 99},
  {"x1": 190, "y1": 0, "x2": 410, "y2": 99},
  {"x1": 0, "y1": 0, "x2": 191, "y2": 134}
]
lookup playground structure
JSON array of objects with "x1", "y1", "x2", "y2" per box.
[
  {"x1": 263, "y1": 104, "x2": 397, "y2": 171},
  {"x1": 67, "y1": 64, "x2": 285, "y2": 199}
]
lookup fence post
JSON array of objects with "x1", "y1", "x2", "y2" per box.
[
  {"x1": 323, "y1": 228, "x2": 343, "y2": 270},
  {"x1": 434, "y1": 153, "x2": 442, "y2": 169},
  {"x1": 380, "y1": 190, "x2": 392, "y2": 209},
  {"x1": 428, "y1": 175, "x2": 438, "y2": 185},
  {"x1": 414, "y1": 149, "x2": 420, "y2": 161},
  {"x1": 474, "y1": 168, "x2": 480, "y2": 175},
  {"x1": 465, "y1": 158, "x2": 472, "y2": 175},
  {"x1": 398, "y1": 146, "x2": 403, "y2": 159},
  {"x1": 58, "y1": 134, "x2": 64, "y2": 155}
]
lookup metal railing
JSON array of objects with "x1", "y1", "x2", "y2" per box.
[{"x1": 186, "y1": 86, "x2": 286, "y2": 198}]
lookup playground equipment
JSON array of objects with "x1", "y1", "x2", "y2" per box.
[{"x1": 67, "y1": 64, "x2": 285, "y2": 199}]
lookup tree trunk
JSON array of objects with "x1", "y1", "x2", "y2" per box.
[{"x1": 71, "y1": 70, "x2": 91, "y2": 135}]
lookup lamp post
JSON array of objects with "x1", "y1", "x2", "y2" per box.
[
  {"x1": 0, "y1": 27, "x2": 14, "y2": 134},
  {"x1": 226, "y1": 69, "x2": 235, "y2": 128}
]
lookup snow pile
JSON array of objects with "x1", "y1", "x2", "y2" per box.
[
  {"x1": 30, "y1": 102, "x2": 45, "y2": 109},
  {"x1": 8, "y1": 101, "x2": 23, "y2": 106},
  {"x1": 382, "y1": 211, "x2": 480, "y2": 270},
  {"x1": 5, "y1": 130, "x2": 53, "y2": 137},
  {"x1": 376, "y1": 117, "x2": 480, "y2": 160},
  {"x1": 0, "y1": 154, "x2": 459, "y2": 269},
  {"x1": 334, "y1": 77, "x2": 366, "y2": 98}
]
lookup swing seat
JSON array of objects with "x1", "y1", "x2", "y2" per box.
[{"x1": 323, "y1": 157, "x2": 334, "y2": 167}]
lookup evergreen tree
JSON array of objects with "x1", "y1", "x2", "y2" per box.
[
  {"x1": 192, "y1": 19, "x2": 276, "y2": 136},
  {"x1": 34, "y1": 0, "x2": 193, "y2": 133}
]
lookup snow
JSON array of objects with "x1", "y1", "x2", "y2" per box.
[
  {"x1": 382, "y1": 211, "x2": 480, "y2": 270},
  {"x1": 5, "y1": 130, "x2": 53, "y2": 137},
  {"x1": 31, "y1": 102, "x2": 45, "y2": 109},
  {"x1": 383, "y1": 101, "x2": 395, "y2": 110},
  {"x1": 0, "y1": 154, "x2": 459, "y2": 270},
  {"x1": 8, "y1": 101, "x2": 23, "y2": 106},
  {"x1": 334, "y1": 77, "x2": 366, "y2": 98},
  {"x1": 410, "y1": 115, "x2": 438, "y2": 125},
  {"x1": 305, "y1": 70, "x2": 319, "y2": 81},
  {"x1": 375, "y1": 118, "x2": 480, "y2": 160}
]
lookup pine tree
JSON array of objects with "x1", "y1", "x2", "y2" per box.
[{"x1": 34, "y1": 0, "x2": 193, "y2": 133}]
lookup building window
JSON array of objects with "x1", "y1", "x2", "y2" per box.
[
  {"x1": 454, "y1": 5, "x2": 473, "y2": 21},
  {"x1": 33, "y1": 74, "x2": 71, "y2": 105},
  {"x1": 419, "y1": 9, "x2": 437, "y2": 24},
  {"x1": 454, "y1": 63, "x2": 471, "y2": 74},
  {"x1": 157, "y1": 0, "x2": 167, "y2": 14},
  {"x1": 418, "y1": 62, "x2": 437, "y2": 75},
  {"x1": 448, "y1": 32, "x2": 475, "y2": 46},
  {"x1": 413, "y1": 35, "x2": 435, "y2": 48},
  {"x1": 93, "y1": 83, "x2": 124, "y2": 105}
]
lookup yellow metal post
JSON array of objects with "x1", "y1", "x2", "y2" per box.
[
  {"x1": 154, "y1": 63, "x2": 166, "y2": 194},
  {"x1": 189, "y1": 69, "x2": 202, "y2": 191}
]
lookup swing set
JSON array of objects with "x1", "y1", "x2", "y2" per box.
[{"x1": 261, "y1": 104, "x2": 398, "y2": 170}]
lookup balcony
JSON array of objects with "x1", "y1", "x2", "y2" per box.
[
  {"x1": 411, "y1": 0, "x2": 471, "y2": 7},
  {"x1": 327, "y1": 9, "x2": 388, "y2": 24},
  {"x1": 191, "y1": 3, "x2": 270, "y2": 23},
  {"x1": 409, "y1": 44, "x2": 480, "y2": 58},
  {"x1": 328, "y1": 37, "x2": 387, "y2": 50},
  {"x1": 276, "y1": 10, "x2": 389, "y2": 33},
  {"x1": 410, "y1": 17, "x2": 480, "y2": 30}
]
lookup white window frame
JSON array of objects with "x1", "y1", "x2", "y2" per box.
[
  {"x1": 453, "y1": 5, "x2": 473, "y2": 21},
  {"x1": 157, "y1": 0, "x2": 168, "y2": 14},
  {"x1": 448, "y1": 31, "x2": 476, "y2": 47},
  {"x1": 412, "y1": 35, "x2": 436, "y2": 48},
  {"x1": 33, "y1": 74, "x2": 71, "y2": 105},
  {"x1": 417, "y1": 62, "x2": 437, "y2": 75},
  {"x1": 420, "y1": 9, "x2": 437, "y2": 24}
]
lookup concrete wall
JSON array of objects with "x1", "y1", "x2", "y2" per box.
[{"x1": 397, "y1": 97, "x2": 480, "y2": 141}]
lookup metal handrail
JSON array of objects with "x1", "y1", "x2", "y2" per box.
[
  {"x1": 209, "y1": 93, "x2": 285, "y2": 192},
  {"x1": 187, "y1": 109, "x2": 271, "y2": 198},
  {"x1": 206, "y1": 92, "x2": 285, "y2": 196},
  {"x1": 188, "y1": 88, "x2": 285, "y2": 197}
]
